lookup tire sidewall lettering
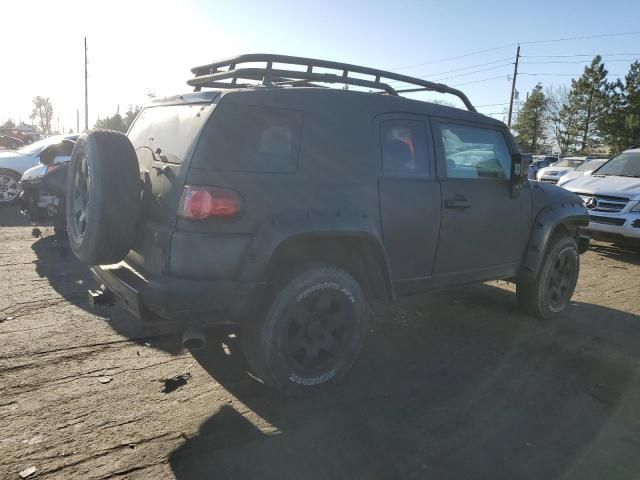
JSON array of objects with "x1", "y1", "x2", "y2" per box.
[{"x1": 296, "y1": 282, "x2": 356, "y2": 304}]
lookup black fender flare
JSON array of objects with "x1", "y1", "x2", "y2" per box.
[
  {"x1": 237, "y1": 210, "x2": 393, "y2": 299},
  {"x1": 518, "y1": 200, "x2": 588, "y2": 281}
]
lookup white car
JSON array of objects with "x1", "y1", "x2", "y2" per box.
[
  {"x1": 0, "y1": 135, "x2": 77, "y2": 205},
  {"x1": 536, "y1": 157, "x2": 586, "y2": 184},
  {"x1": 562, "y1": 148, "x2": 640, "y2": 243},
  {"x1": 557, "y1": 158, "x2": 608, "y2": 187}
]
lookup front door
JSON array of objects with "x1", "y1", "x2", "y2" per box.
[
  {"x1": 377, "y1": 114, "x2": 441, "y2": 295},
  {"x1": 430, "y1": 119, "x2": 532, "y2": 288}
]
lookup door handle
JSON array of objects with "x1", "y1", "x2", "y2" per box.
[{"x1": 444, "y1": 197, "x2": 471, "y2": 209}]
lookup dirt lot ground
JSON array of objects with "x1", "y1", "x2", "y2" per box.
[{"x1": 1, "y1": 205, "x2": 639, "y2": 480}]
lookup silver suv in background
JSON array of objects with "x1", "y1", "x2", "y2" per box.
[
  {"x1": 557, "y1": 158, "x2": 608, "y2": 187},
  {"x1": 563, "y1": 147, "x2": 640, "y2": 244},
  {"x1": 537, "y1": 157, "x2": 586, "y2": 184}
]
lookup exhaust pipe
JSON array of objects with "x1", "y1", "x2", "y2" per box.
[{"x1": 182, "y1": 325, "x2": 206, "y2": 351}]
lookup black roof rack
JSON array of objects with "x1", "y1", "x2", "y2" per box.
[{"x1": 188, "y1": 53, "x2": 477, "y2": 112}]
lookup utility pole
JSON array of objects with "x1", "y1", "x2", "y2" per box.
[
  {"x1": 84, "y1": 37, "x2": 88, "y2": 131},
  {"x1": 507, "y1": 45, "x2": 520, "y2": 128}
]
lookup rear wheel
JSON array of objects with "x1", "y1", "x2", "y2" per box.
[
  {"x1": 517, "y1": 234, "x2": 579, "y2": 319},
  {"x1": 242, "y1": 265, "x2": 368, "y2": 395}
]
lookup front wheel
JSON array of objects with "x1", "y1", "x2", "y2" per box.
[
  {"x1": 0, "y1": 170, "x2": 20, "y2": 205},
  {"x1": 517, "y1": 235, "x2": 580, "y2": 319},
  {"x1": 242, "y1": 265, "x2": 368, "y2": 395}
]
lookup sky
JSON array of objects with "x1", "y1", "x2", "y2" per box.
[{"x1": 2, "y1": 0, "x2": 640, "y2": 132}]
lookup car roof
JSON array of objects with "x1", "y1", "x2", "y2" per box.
[{"x1": 154, "y1": 87, "x2": 506, "y2": 128}]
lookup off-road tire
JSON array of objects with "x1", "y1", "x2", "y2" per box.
[
  {"x1": 66, "y1": 130, "x2": 140, "y2": 265},
  {"x1": 517, "y1": 234, "x2": 579, "y2": 319},
  {"x1": 242, "y1": 265, "x2": 368, "y2": 395}
]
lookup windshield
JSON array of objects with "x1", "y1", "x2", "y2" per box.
[
  {"x1": 594, "y1": 151, "x2": 640, "y2": 177},
  {"x1": 575, "y1": 159, "x2": 606, "y2": 172},
  {"x1": 555, "y1": 158, "x2": 584, "y2": 168},
  {"x1": 128, "y1": 104, "x2": 212, "y2": 164},
  {"x1": 15, "y1": 136, "x2": 66, "y2": 156}
]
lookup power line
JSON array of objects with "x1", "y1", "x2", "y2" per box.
[
  {"x1": 521, "y1": 59, "x2": 638, "y2": 64},
  {"x1": 519, "y1": 31, "x2": 640, "y2": 45},
  {"x1": 522, "y1": 53, "x2": 640, "y2": 58},
  {"x1": 474, "y1": 102, "x2": 511, "y2": 108},
  {"x1": 394, "y1": 31, "x2": 640, "y2": 70},
  {"x1": 395, "y1": 45, "x2": 514, "y2": 70},
  {"x1": 451, "y1": 75, "x2": 509, "y2": 87},
  {"x1": 413, "y1": 57, "x2": 514, "y2": 78},
  {"x1": 519, "y1": 72, "x2": 622, "y2": 76},
  {"x1": 430, "y1": 62, "x2": 514, "y2": 82}
]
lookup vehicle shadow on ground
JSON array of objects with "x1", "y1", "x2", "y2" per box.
[
  {"x1": 169, "y1": 283, "x2": 640, "y2": 480},
  {"x1": 589, "y1": 242, "x2": 640, "y2": 266},
  {"x1": 30, "y1": 233, "x2": 184, "y2": 353},
  {"x1": 0, "y1": 205, "x2": 30, "y2": 227}
]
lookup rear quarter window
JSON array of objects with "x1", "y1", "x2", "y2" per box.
[
  {"x1": 192, "y1": 103, "x2": 303, "y2": 173},
  {"x1": 128, "y1": 104, "x2": 211, "y2": 164}
]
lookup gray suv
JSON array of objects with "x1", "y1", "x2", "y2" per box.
[{"x1": 65, "y1": 54, "x2": 589, "y2": 394}]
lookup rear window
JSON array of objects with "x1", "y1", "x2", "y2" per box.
[
  {"x1": 192, "y1": 103, "x2": 303, "y2": 172},
  {"x1": 128, "y1": 104, "x2": 211, "y2": 164}
]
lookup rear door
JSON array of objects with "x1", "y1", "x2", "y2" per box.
[
  {"x1": 377, "y1": 114, "x2": 441, "y2": 295},
  {"x1": 431, "y1": 119, "x2": 532, "y2": 288}
]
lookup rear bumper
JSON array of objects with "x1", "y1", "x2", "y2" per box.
[{"x1": 90, "y1": 263, "x2": 264, "y2": 324}]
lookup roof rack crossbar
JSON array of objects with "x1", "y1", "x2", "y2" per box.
[
  {"x1": 188, "y1": 67, "x2": 400, "y2": 95},
  {"x1": 189, "y1": 54, "x2": 476, "y2": 112}
]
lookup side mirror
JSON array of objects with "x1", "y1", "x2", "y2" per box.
[{"x1": 510, "y1": 153, "x2": 527, "y2": 198}]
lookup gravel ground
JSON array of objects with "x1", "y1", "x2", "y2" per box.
[{"x1": 1, "y1": 205, "x2": 639, "y2": 480}]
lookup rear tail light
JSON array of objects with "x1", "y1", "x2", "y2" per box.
[{"x1": 178, "y1": 186, "x2": 243, "y2": 219}]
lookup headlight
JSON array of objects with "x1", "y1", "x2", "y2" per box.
[
  {"x1": 631, "y1": 201, "x2": 640, "y2": 212},
  {"x1": 20, "y1": 164, "x2": 58, "y2": 182}
]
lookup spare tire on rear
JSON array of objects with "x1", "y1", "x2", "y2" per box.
[{"x1": 66, "y1": 130, "x2": 141, "y2": 265}]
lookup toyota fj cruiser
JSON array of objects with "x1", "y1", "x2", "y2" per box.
[{"x1": 66, "y1": 54, "x2": 589, "y2": 394}]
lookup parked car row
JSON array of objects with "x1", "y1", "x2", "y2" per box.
[
  {"x1": 0, "y1": 135, "x2": 77, "y2": 204},
  {"x1": 0, "y1": 128, "x2": 41, "y2": 146},
  {"x1": 560, "y1": 147, "x2": 640, "y2": 245},
  {"x1": 529, "y1": 150, "x2": 639, "y2": 245},
  {"x1": 0, "y1": 133, "x2": 24, "y2": 150}
]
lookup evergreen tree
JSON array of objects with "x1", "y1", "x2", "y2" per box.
[
  {"x1": 559, "y1": 56, "x2": 608, "y2": 153},
  {"x1": 598, "y1": 61, "x2": 640, "y2": 153},
  {"x1": 513, "y1": 83, "x2": 548, "y2": 152}
]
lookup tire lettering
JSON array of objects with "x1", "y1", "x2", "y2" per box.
[
  {"x1": 289, "y1": 369, "x2": 336, "y2": 386},
  {"x1": 297, "y1": 282, "x2": 356, "y2": 304}
]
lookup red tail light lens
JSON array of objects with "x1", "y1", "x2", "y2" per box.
[{"x1": 178, "y1": 186, "x2": 243, "y2": 219}]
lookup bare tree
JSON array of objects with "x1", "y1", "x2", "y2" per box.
[
  {"x1": 544, "y1": 85, "x2": 573, "y2": 155},
  {"x1": 30, "y1": 96, "x2": 54, "y2": 135}
]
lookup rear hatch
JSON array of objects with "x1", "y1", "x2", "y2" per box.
[{"x1": 125, "y1": 98, "x2": 218, "y2": 275}]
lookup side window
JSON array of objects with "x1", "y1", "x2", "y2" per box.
[
  {"x1": 439, "y1": 123, "x2": 511, "y2": 179},
  {"x1": 193, "y1": 103, "x2": 302, "y2": 172},
  {"x1": 380, "y1": 119, "x2": 429, "y2": 176}
]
